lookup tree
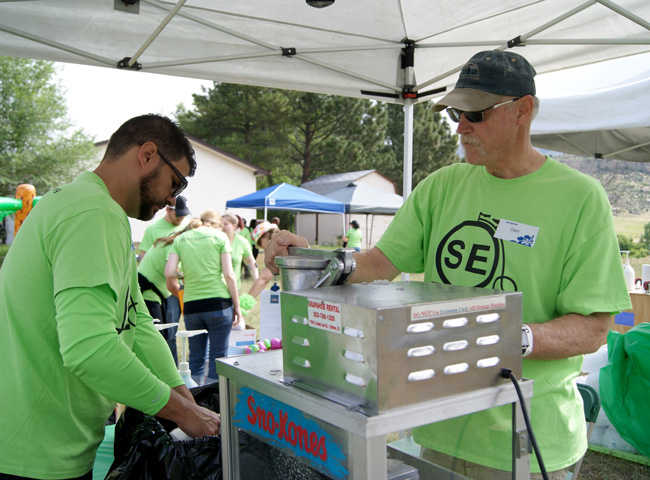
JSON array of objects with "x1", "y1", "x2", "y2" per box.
[
  {"x1": 176, "y1": 83, "x2": 291, "y2": 174},
  {"x1": 177, "y1": 84, "x2": 389, "y2": 188},
  {"x1": 0, "y1": 57, "x2": 96, "y2": 197},
  {"x1": 280, "y1": 91, "x2": 389, "y2": 185},
  {"x1": 377, "y1": 102, "x2": 460, "y2": 194}
]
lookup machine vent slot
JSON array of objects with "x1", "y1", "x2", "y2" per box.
[
  {"x1": 291, "y1": 315, "x2": 309, "y2": 325},
  {"x1": 476, "y1": 313, "x2": 500, "y2": 324},
  {"x1": 407, "y1": 322, "x2": 434, "y2": 333},
  {"x1": 477, "y1": 357, "x2": 501, "y2": 368},
  {"x1": 407, "y1": 369, "x2": 435, "y2": 382},
  {"x1": 443, "y1": 363, "x2": 469, "y2": 375},
  {"x1": 291, "y1": 336, "x2": 311, "y2": 347},
  {"x1": 476, "y1": 335, "x2": 500, "y2": 346},
  {"x1": 443, "y1": 340, "x2": 469, "y2": 352},
  {"x1": 343, "y1": 350, "x2": 365, "y2": 363},
  {"x1": 293, "y1": 357, "x2": 311, "y2": 368},
  {"x1": 443, "y1": 317, "x2": 468, "y2": 328},
  {"x1": 345, "y1": 373, "x2": 366, "y2": 387},
  {"x1": 407, "y1": 345, "x2": 435, "y2": 358},
  {"x1": 342, "y1": 326, "x2": 365, "y2": 338}
]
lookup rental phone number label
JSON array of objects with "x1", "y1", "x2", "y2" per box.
[{"x1": 307, "y1": 299, "x2": 342, "y2": 333}]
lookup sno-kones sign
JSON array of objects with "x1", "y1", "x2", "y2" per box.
[{"x1": 233, "y1": 387, "x2": 349, "y2": 479}]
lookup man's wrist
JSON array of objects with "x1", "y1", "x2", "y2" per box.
[{"x1": 522, "y1": 324, "x2": 533, "y2": 357}]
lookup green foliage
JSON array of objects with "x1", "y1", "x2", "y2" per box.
[
  {"x1": 618, "y1": 233, "x2": 648, "y2": 258},
  {"x1": 176, "y1": 83, "x2": 459, "y2": 198},
  {"x1": 0, "y1": 57, "x2": 98, "y2": 197},
  {"x1": 379, "y1": 102, "x2": 460, "y2": 194},
  {"x1": 640, "y1": 221, "x2": 650, "y2": 246}
]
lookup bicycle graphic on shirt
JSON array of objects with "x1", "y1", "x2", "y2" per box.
[{"x1": 435, "y1": 212, "x2": 518, "y2": 291}]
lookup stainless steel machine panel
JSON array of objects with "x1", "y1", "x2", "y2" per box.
[{"x1": 281, "y1": 281, "x2": 522, "y2": 416}]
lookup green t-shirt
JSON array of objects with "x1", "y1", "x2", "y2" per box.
[
  {"x1": 376, "y1": 158, "x2": 631, "y2": 473},
  {"x1": 138, "y1": 215, "x2": 189, "y2": 254},
  {"x1": 240, "y1": 226, "x2": 255, "y2": 247},
  {"x1": 345, "y1": 227, "x2": 362, "y2": 248},
  {"x1": 229, "y1": 233, "x2": 253, "y2": 289},
  {"x1": 138, "y1": 240, "x2": 172, "y2": 303},
  {"x1": 170, "y1": 226, "x2": 232, "y2": 302},
  {"x1": 0, "y1": 172, "x2": 183, "y2": 478}
]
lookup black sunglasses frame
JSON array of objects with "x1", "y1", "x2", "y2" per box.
[{"x1": 446, "y1": 97, "x2": 523, "y2": 124}]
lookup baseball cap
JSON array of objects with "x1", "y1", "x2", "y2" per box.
[
  {"x1": 434, "y1": 50, "x2": 537, "y2": 112},
  {"x1": 171, "y1": 195, "x2": 190, "y2": 216},
  {"x1": 252, "y1": 221, "x2": 279, "y2": 247}
]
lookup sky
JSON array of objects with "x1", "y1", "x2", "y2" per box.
[{"x1": 55, "y1": 52, "x2": 650, "y2": 141}]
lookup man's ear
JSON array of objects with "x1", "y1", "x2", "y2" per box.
[
  {"x1": 516, "y1": 95, "x2": 535, "y2": 125},
  {"x1": 137, "y1": 141, "x2": 157, "y2": 169}
]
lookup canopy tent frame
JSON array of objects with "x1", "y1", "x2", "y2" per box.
[
  {"x1": 1, "y1": 0, "x2": 650, "y2": 200},
  {"x1": 226, "y1": 183, "x2": 347, "y2": 238}
]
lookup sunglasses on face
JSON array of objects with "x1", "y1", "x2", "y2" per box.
[
  {"x1": 138, "y1": 141, "x2": 188, "y2": 197},
  {"x1": 446, "y1": 97, "x2": 523, "y2": 123}
]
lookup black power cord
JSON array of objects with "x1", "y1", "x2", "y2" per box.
[{"x1": 500, "y1": 368, "x2": 550, "y2": 480}]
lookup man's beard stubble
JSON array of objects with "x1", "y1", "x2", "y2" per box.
[{"x1": 137, "y1": 167, "x2": 167, "y2": 221}]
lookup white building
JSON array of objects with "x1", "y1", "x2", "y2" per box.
[{"x1": 299, "y1": 170, "x2": 400, "y2": 249}]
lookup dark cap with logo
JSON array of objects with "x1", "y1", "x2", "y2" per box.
[
  {"x1": 434, "y1": 50, "x2": 537, "y2": 112},
  {"x1": 172, "y1": 195, "x2": 190, "y2": 216}
]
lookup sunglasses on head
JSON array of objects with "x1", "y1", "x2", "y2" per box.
[{"x1": 446, "y1": 97, "x2": 523, "y2": 123}]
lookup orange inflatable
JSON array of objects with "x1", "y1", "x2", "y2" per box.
[{"x1": 14, "y1": 184, "x2": 36, "y2": 238}]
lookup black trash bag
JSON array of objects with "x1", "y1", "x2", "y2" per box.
[{"x1": 105, "y1": 383, "x2": 222, "y2": 480}]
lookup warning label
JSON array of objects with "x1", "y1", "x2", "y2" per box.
[{"x1": 411, "y1": 295, "x2": 506, "y2": 321}]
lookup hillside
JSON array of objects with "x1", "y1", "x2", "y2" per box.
[{"x1": 550, "y1": 153, "x2": 650, "y2": 216}]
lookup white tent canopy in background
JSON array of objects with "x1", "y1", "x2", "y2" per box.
[
  {"x1": 1, "y1": 0, "x2": 649, "y2": 197},
  {"x1": 532, "y1": 72, "x2": 650, "y2": 162}
]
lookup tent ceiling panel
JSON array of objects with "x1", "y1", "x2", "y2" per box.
[
  {"x1": 0, "y1": 0, "x2": 648, "y2": 104},
  {"x1": 531, "y1": 75, "x2": 650, "y2": 162}
]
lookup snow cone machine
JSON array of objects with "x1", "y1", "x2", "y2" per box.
[{"x1": 216, "y1": 248, "x2": 533, "y2": 479}]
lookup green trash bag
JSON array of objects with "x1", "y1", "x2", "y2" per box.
[{"x1": 599, "y1": 323, "x2": 650, "y2": 457}]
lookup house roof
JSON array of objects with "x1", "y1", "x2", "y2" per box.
[
  {"x1": 301, "y1": 170, "x2": 386, "y2": 195},
  {"x1": 94, "y1": 134, "x2": 270, "y2": 177}
]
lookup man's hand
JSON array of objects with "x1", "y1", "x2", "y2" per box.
[
  {"x1": 155, "y1": 387, "x2": 220, "y2": 437},
  {"x1": 175, "y1": 403, "x2": 221, "y2": 438},
  {"x1": 264, "y1": 230, "x2": 309, "y2": 274}
]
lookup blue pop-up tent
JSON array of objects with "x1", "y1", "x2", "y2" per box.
[{"x1": 226, "y1": 182, "x2": 345, "y2": 221}]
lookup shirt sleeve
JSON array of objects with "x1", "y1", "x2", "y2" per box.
[
  {"x1": 139, "y1": 228, "x2": 154, "y2": 253},
  {"x1": 131, "y1": 285, "x2": 185, "y2": 387},
  {"x1": 55, "y1": 284, "x2": 175, "y2": 414}
]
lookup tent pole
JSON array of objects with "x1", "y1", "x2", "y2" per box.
[
  {"x1": 401, "y1": 98, "x2": 414, "y2": 282},
  {"x1": 366, "y1": 215, "x2": 370, "y2": 250},
  {"x1": 127, "y1": 0, "x2": 187, "y2": 68}
]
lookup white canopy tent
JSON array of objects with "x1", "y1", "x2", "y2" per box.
[
  {"x1": 1, "y1": 0, "x2": 649, "y2": 196},
  {"x1": 532, "y1": 72, "x2": 650, "y2": 162}
]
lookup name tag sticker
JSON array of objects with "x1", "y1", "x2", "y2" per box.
[{"x1": 494, "y1": 219, "x2": 539, "y2": 247}]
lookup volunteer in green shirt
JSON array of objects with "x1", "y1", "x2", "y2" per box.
[
  {"x1": 222, "y1": 213, "x2": 259, "y2": 289},
  {"x1": 0, "y1": 114, "x2": 220, "y2": 480},
  {"x1": 165, "y1": 210, "x2": 242, "y2": 386},
  {"x1": 137, "y1": 195, "x2": 191, "y2": 364},
  {"x1": 263, "y1": 51, "x2": 631, "y2": 479},
  {"x1": 344, "y1": 219, "x2": 363, "y2": 251},
  {"x1": 137, "y1": 218, "x2": 200, "y2": 343},
  {"x1": 136, "y1": 195, "x2": 191, "y2": 258}
]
